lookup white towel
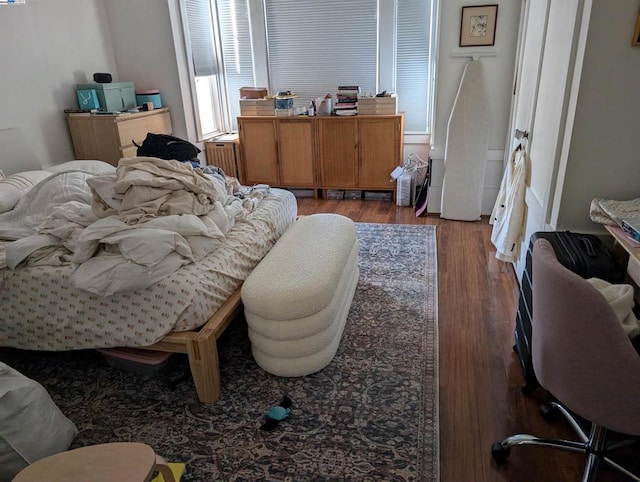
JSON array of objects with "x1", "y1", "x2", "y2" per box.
[{"x1": 587, "y1": 277, "x2": 640, "y2": 338}]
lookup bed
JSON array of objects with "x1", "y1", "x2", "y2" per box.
[{"x1": 0, "y1": 157, "x2": 297, "y2": 403}]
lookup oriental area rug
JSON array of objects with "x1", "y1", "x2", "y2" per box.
[{"x1": 1, "y1": 222, "x2": 439, "y2": 482}]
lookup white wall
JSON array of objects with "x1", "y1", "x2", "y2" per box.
[
  {"x1": 428, "y1": 0, "x2": 521, "y2": 214},
  {"x1": 101, "y1": 0, "x2": 191, "y2": 143},
  {"x1": 0, "y1": 0, "x2": 116, "y2": 168},
  {"x1": 553, "y1": 0, "x2": 640, "y2": 232}
]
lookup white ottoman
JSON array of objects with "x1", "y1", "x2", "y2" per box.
[{"x1": 241, "y1": 213, "x2": 359, "y2": 376}]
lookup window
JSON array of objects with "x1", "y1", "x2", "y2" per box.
[
  {"x1": 179, "y1": 0, "x2": 436, "y2": 136},
  {"x1": 182, "y1": 0, "x2": 223, "y2": 139},
  {"x1": 265, "y1": 0, "x2": 378, "y2": 105},
  {"x1": 217, "y1": 0, "x2": 254, "y2": 126},
  {"x1": 397, "y1": 0, "x2": 433, "y2": 133}
]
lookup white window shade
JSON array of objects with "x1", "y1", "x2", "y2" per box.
[
  {"x1": 397, "y1": 0, "x2": 431, "y2": 133},
  {"x1": 265, "y1": 0, "x2": 378, "y2": 106},
  {"x1": 184, "y1": 0, "x2": 217, "y2": 76},
  {"x1": 218, "y1": 0, "x2": 255, "y2": 128}
]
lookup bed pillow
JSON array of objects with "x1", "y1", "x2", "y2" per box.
[
  {"x1": 45, "y1": 160, "x2": 115, "y2": 175},
  {"x1": 0, "y1": 170, "x2": 52, "y2": 213}
]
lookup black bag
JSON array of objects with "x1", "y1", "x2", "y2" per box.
[
  {"x1": 134, "y1": 133, "x2": 201, "y2": 162},
  {"x1": 541, "y1": 230, "x2": 625, "y2": 283},
  {"x1": 414, "y1": 157, "x2": 432, "y2": 217}
]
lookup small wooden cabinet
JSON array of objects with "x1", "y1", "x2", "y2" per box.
[
  {"x1": 67, "y1": 108, "x2": 172, "y2": 166},
  {"x1": 238, "y1": 117, "x2": 316, "y2": 188},
  {"x1": 205, "y1": 134, "x2": 242, "y2": 179},
  {"x1": 238, "y1": 114, "x2": 403, "y2": 194}
]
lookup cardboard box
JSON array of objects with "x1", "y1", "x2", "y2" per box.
[
  {"x1": 240, "y1": 108, "x2": 276, "y2": 117},
  {"x1": 239, "y1": 98, "x2": 274, "y2": 107},
  {"x1": 325, "y1": 189, "x2": 344, "y2": 200},
  {"x1": 358, "y1": 96, "x2": 397, "y2": 105},
  {"x1": 344, "y1": 190, "x2": 362, "y2": 200},
  {"x1": 240, "y1": 87, "x2": 268, "y2": 99},
  {"x1": 357, "y1": 95, "x2": 398, "y2": 115},
  {"x1": 364, "y1": 191, "x2": 393, "y2": 201},
  {"x1": 240, "y1": 99, "x2": 275, "y2": 116},
  {"x1": 357, "y1": 106, "x2": 398, "y2": 115},
  {"x1": 240, "y1": 107, "x2": 275, "y2": 116}
]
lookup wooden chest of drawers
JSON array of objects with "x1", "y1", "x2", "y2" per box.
[{"x1": 66, "y1": 108, "x2": 172, "y2": 166}]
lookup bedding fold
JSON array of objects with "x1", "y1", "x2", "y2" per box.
[
  {"x1": 0, "y1": 158, "x2": 265, "y2": 296},
  {"x1": 0, "y1": 188, "x2": 298, "y2": 350}
]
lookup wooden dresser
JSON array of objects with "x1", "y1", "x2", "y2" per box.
[
  {"x1": 66, "y1": 108, "x2": 172, "y2": 166},
  {"x1": 237, "y1": 114, "x2": 404, "y2": 195}
]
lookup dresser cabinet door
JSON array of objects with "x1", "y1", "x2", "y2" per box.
[
  {"x1": 277, "y1": 119, "x2": 315, "y2": 187},
  {"x1": 238, "y1": 118, "x2": 279, "y2": 185},
  {"x1": 317, "y1": 118, "x2": 358, "y2": 188},
  {"x1": 358, "y1": 117, "x2": 402, "y2": 189}
]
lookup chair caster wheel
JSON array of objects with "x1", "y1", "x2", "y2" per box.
[
  {"x1": 491, "y1": 442, "x2": 511, "y2": 462},
  {"x1": 539, "y1": 403, "x2": 557, "y2": 422}
]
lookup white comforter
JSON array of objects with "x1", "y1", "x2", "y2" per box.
[{"x1": 0, "y1": 158, "x2": 260, "y2": 296}]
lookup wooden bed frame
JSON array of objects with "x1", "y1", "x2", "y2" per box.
[
  {"x1": 138, "y1": 215, "x2": 305, "y2": 403},
  {"x1": 138, "y1": 288, "x2": 243, "y2": 404}
]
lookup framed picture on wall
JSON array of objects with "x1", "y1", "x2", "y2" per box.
[
  {"x1": 633, "y1": 8, "x2": 640, "y2": 46},
  {"x1": 460, "y1": 5, "x2": 498, "y2": 47}
]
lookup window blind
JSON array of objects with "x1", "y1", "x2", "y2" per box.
[
  {"x1": 184, "y1": 0, "x2": 217, "y2": 76},
  {"x1": 265, "y1": 0, "x2": 378, "y2": 105},
  {"x1": 217, "y1": 0, "x2": 255, "y2": 127},
  {"x1": 397, "y1": 0, "x2": 431, "y2": 132}
]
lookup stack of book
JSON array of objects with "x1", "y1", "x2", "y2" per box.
[
  {"x1": 333, "y1": 85, "x2": 359, "y2": 116},
  {"x1": 621, "y1": 217, "x2": 640, "y2": 242},
  {"x1": 357, "y1": 93, "x2": 398, "y2": 115}
]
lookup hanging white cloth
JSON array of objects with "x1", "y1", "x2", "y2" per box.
[
  {"x1": 440, "y1": 60, "x2": 489, "y2": 221},
  {"x1": 490, "y1": 145, "x2": 529, "y2": 263}
]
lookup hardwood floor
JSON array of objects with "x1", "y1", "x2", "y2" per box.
[{"x1": 296, "y1": 198, "x2": 636, "y2": 482}]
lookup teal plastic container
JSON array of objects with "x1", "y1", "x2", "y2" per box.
[
  {"x1": 76, "y1": 81, "x2": 136, "y2": 112},
  {"x1": 136, "y1": 90, "x2": 162, "y2": 108}
]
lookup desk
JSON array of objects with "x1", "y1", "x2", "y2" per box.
[
  {"x1": 12, "y1": 442, "x2": 173, "y2": 482},
  {"x1": 605, "y1": 225, "x2": 640, "y2": 287}
]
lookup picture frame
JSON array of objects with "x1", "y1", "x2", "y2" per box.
[
  {"x1": 633, "y1": 8, "x2": 640, "y2": 46},
  {"x1": 460, "y1": 5, "x2": 499, "y2": 47}
]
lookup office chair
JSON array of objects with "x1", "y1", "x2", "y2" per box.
[{"x1": 492, "y1": 238, "x2": 640, "y2": 482}]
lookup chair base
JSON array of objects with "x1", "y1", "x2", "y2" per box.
[{"x1": 492, "y1": 401, "x2": 640, "y2": 482}]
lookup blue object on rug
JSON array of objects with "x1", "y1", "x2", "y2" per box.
[{"x1": 260, "y1": 395, "x2": 293, "y2": 431}]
